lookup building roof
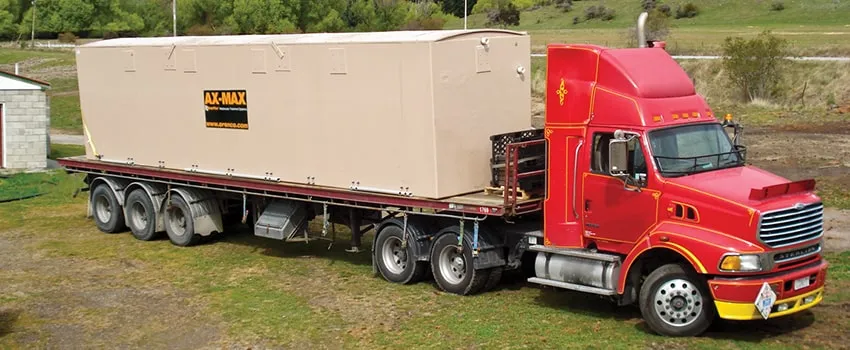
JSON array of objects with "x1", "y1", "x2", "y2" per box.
[
  {"x1": 0, "y1": 70, "x2": 50, "y2": 91},
  {"x1": 81, "y1": 29, "x2": 528, "y2": 48}
]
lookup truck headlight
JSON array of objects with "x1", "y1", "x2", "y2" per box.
[{"x1": 719, "y1": 254, "x2": 762, "y2": 272}]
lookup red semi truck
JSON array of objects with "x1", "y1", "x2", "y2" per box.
[{"x1": 59, "y1": 25, "x2": 828, "y2": 337}]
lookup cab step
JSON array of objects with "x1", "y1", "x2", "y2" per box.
[{"x1": 527, "y1": 277, "x2": 617, "y2": 296}]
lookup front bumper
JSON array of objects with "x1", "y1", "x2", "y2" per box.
[{"x1": 708, "y1": 259, "x2": 829, "y2": 321}]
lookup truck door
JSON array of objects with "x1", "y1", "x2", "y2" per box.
[{"x1": 581, "y1": 131, "x2": 658, "y2": 247}]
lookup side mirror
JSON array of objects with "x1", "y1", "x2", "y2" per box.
[{"x1": 608, "y1": 139, "x2": 629, "y2": 177}]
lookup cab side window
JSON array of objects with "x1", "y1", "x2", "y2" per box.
[
  {"x1": 591, "y1": 132, "x2": 647, "y2": 176},
  {"x1": 591, "y1": 133, "x2": 614, "y2": 174}
]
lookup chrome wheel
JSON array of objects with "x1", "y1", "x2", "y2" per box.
[
  {"x1": 381, "y1": 236, "x2": 407, "y2": 275},
  {"x1": 438, "y1": 245, "x2": 466, "y2": 285},
  {"x1": 653, "y1": 278, "x2": 704, "y2": 327}
]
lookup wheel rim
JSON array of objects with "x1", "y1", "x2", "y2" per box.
[
  {"x1": 130, "y1": 201, "x2": 148, "y2": 230},
  {"x1": 653, "y1": 278, "x2": 704, "y2": 327},
  {"x1": 95, "y1": 195, "x2": 112, "y2": 223},
  {"x1": 438, "y1": 244, "x2": 466, "y2": 285},
  {"x1": 381, "y1": 236, "x2": 407, "y2": 275},
  {"x1": 168, "y1": 207, "x2": 187, "y2": 237}
]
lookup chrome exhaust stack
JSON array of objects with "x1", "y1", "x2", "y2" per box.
[{"x1": 637, "y1": 11, "x2": 648, "y2": 48}]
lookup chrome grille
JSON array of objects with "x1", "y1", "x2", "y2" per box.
[{"x1": 759, "y1": 202, "x2": 824, "y2": 248}]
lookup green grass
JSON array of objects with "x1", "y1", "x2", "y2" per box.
[
  {"x1": 1, "y1": 171, "x2": 849, "y2": 348},
  {"x1": 50, "y1": 93, "x2": 82, "y2": 133},
  {"x1": 0, "y1": 171, "x2": 67, "y2": 202},
  {"x1": 48, "y1": 144, "x2": 85, "y2": 160},
  {"x1": 818, "y1": 181, "x2": 850, "y2": 210},
  {"x1": 446, "y1": 0, "x2": 850, "y2": 55},
  {"x1": 0, "y1": 49, "x2": 75, "y2": 66},
  {"x1": 449, "y1": 0, "x2": 850, "y2": 29}
]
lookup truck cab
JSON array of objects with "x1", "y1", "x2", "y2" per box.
[{"x1": 531, "y1": 42, "x2": 828, "y2": 336}]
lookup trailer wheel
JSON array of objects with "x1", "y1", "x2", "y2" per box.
[
  {"x1": 430, "y1": 232, "x2": 490, "y2": 295},
  {"x1": 164, "y1": 195, "x2": 200, "y2": 247},
  {"x1": 639, "y1": 263, "x2": 715, "y2": 337},
  {"x1": 374, "y1": 225, "x2": 428, "y2": 284},
  {"x1": 125, "y1": 189, "x2": 160, "y2": 241},
  {"x1": 91, "y1": 184, "x2": 126, "y2": 233}
]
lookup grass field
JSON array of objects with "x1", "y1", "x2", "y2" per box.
[
  {"x1": 446, "y1": 0, "x2": 850, "y2": 55},
  {"x1": 0, "y1": 171, "x2": 848, "y2": 348}
]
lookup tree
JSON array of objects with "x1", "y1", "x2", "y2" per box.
[
  {"x1": 439, "y1": 0, "x2": 475, "y2": 18},
  {"x1": 0, "y1": 0, "x2": 16, "y2": 39},
  {"x1": 230, "y1": 0, "x2": 297, "y2": 34},
  {"x1": 722, "y1": 30, "x2": 788, "y2": 102},
  {"x1": 18, "y1": 0, "x2": 95, "y2": 35},
  {"x1": 485, "y1": 0, "x2": 519, "y2": 28}
]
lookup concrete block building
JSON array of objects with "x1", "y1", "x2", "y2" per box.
[{"x1": 0, "y1": 71, "x2": 50, "y2": 170}]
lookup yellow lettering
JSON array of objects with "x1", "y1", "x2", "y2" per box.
[
  {"x1": 237, "y1": 91, "x2": 246, "y2": 105},
  {"x1": 221, "y1": 92, "x2": 232, "y2": 105}
]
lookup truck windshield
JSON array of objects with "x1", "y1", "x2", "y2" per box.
[{"x1": 648, "y1": 123, "x2": 744, "y2": 177}]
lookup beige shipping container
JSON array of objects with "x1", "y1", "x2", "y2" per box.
[{"x1": 76, "y1": 29, "x2": 532, "y2": 199}]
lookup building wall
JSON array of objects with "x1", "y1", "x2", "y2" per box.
[{"x1": 1, "y1": 89, "x2": 48, "y2": 169}]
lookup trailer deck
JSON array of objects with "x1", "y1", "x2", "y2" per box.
[{"x1": 57, "y1": 157, "x2": 544, "y2": 219}]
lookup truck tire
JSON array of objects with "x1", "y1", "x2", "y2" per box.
[
  {"x1": 164, "y1": 195, "x2": 200, "y2": 247},
  {"x1": 374, "y1": 225, "x2": 428, "y2": 284},
  {"x1": 430, "y1": 232, "x2": 490, "y2": 295},
  {"x1": 125, "y1": 189, "x2": 160, "y2": 241},
  {"x1": 91, "y1": 184, "x2": 126, "y2": 233},
  {"x1": 483, "y1": 266, "x2": 504, "y2": 292},
  {"x1": 639, "y1": 263, "x2": 715, "y2": 337}
]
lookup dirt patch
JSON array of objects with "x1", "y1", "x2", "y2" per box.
[
  {"x1": 0, "y1": 57, "x2": 77, "y2": 80},
  {"x1": 0, "y1": 234, "x2": 226, "y2": 348},
  {"x1": 824, "y1": 208, "x2": 850, "y2": 253}
]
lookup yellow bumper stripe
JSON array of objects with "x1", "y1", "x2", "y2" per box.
[{"x1": 715, "y1": 287, "x2": 824, "y2": 321}]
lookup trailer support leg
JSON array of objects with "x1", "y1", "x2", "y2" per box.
[
  {"x1": 401, "y1": 213, "x2": 409, "y2": 249},
  {"x1": 472, "y1": 220, "x2": 479, "y2": 257},
  {"x1": 458, "y1": 219, "x2": 465, "y2": 253},
  {"x1": 346, "y1": 208, "x2": 363, "y2": 253}
]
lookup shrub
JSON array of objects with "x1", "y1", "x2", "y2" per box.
[
  {"x1": 103, "y1": 31, "x2": 119, "y2": 39},
  {"x1": 555, "y1": 0, "x2": 572, "y2": 12},
  {"x1": 675, "y1": 3, "x2": 699, "y2": 18},
  {"x1": 485, "y1": 0, "x2": 521, "y2": 27},
  {"x1": 58, "y1": 32, "x2": 78, "y2": 44},
  {"x1": 770, "y1": 1, "x2": 785, "y2": 11},
  {"x1": 721, "y1": 31, "x2": 789, "y2": 102},
  {"x1": 585, "y1": 5, "x2": 615, "y2": 21},
  {"x1": 625, "y1": 8, "x2": 670, "y2": 46},
  {"x1": 657, "y1": 4, "x2": 672, "y2": 17},
  {"x1": 573, "y1": 16, "x2": 581, "y2": 24},
  {"x1": 641, "y1": 0, "x2": 658, "y2": 11},
  {"x1": 186, "y1": 24, "x2": 216, "y2": 36},
  {"x1": 644, "y1": 8, "x2": 671, "y2": 41}
]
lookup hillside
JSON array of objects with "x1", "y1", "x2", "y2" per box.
[{"x1": 445, "y1": 0, "x2": 850, "y2": 55}]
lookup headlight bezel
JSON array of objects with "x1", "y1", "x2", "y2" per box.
[{"x1": 718, "y1": 253, "x2": 769, "y2": 273}]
